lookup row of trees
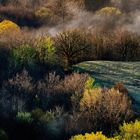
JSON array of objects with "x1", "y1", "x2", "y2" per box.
[
  {"x1": 55, "y1": 29, "x2": 140, "y2": 68},
  {"x1": 0, "y1": 21, "x2": 140, "y2": 79},
  {"x1": 1, "y1": 0, "x2": 138, "y2": 12},
  {"x1": 1, "y1": 0, "x2": 139, "y2": 33}
]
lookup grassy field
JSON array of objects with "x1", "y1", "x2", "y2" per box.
[{"x1": 73, "y1": 61, "x2": 140, "y2": 110}]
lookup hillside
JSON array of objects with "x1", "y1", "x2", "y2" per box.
[
  {"x1": 74, "y1": 61, "x2": 140, "y2": 109},
  {"x1": 0, "y1": 0, "x2": 140, "y2": 140}
]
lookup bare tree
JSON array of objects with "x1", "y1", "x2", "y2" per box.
[
  {"x1": 55, "y1": 30, "x2": 92, "y2": 69},
  {"x1": 115, "y1": 30, "x2": 140, "y2": 61}
]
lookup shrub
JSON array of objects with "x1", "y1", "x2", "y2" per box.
[
  {"x1": 70, "y1": 132, "x2": 115, "y2": 140},
  {"x1": 117, "y1": 120, "x2": 140, "y2": 140},
  {"x1": 80, "y1": 88, "x2": 102, "y2": 109},
  {"x1": 42, "y1": 107, "x2": 67, "y2": 139},
  {"x1": 16, "y1": 112, "x2": 33, "y2": 123},
  {"x1": 79, "y1": 88, "x2": 133, "y2": 133},
  {"x1": 8, "y1": 70, "x2": 33, "y2": 92},
  {"x1": 8, "y1": 35, "x2": 60, "y2": 78},
  {"x1": 38, "y1": 72, "x2": 60, "y2": 91},
  {"x1": 10, "y1": 44, "x2": 37, "y2": 72},
  {"x1": 35, "y1": 37, "x2": 56, "y2": 64},
  {"x1": 40, "y1": 110, "x2": 55, "y2": 123},
  {"x1": 0, "y1": 20, "x2": 20, "y2": 35},
  {"x1": 0, "y1": 70, "x2": 33, "y2": 114},
  {"x1": 96, "y1": 7, "x2": 122, "y2": 16},
  {"x1": 114, "y1": 82, "x2": 128, "y2": 94},
  {"x1": 31, "y1": 108, "x2": 44, "y2": 120},
  {"x1": 62, "y1": 73, "x2": 89, "y2": 94},
  {"x1": 36, "y1": 72, "x2": 89, "y2": 110},
  {"x1": 34, "y1": 36, "x2": 63, "y2": 78},
  {"x1": 31, "y1": 108, "x2": 67, "y2": 139},
  {"x1": 36, "y1": 72, "x2": 61, "y2": 109},
  {"x1": 35, "y1": 7, "x2": 53, "y2": 18}
]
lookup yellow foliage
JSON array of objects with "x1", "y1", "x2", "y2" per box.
[
  {"x1": 80, "y1": 87, "x2": 132, "y2": 127},
  {"x1": 97, "y1": 7, "x2": 122, "y2": 15},
  {"x1": 80, "y1": 88, "x2": 102, "y2": 109},
  {"x1": 70, "y1": 132, "x2": 117, "y2": 140},
  {"x1": 118, "y1": 120, "x2": 140, "y2": 140},
  {"x1": 80, "y1": 88, "x2": 131, "y2": 111},
  {"x1": 0, "y1": 20, "x2": 20, "y2": 35},
  {"x1": 70, "y1": 120, "x2": 140, "y2": 140},
  {"x1": 35, "y1": 7, "x2": 53, "y2": 17},
  {"x1": 84, "y1": 76, "x2": 95, "y2": 89},
  {"x1": 35, "y1": 36, "x2": 55, "y2": 63}
]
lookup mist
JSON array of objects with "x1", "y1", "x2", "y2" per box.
[{"x1": 40, "y1": 0, "x2": 139, "y2": 36}]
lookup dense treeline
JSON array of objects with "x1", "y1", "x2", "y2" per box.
[
  {"x1": 0, "y1": 25, "x2": 140, "y2": 78},
  {"x1": 0, "y1": 0, "x2": 140, "y2": 28}
]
